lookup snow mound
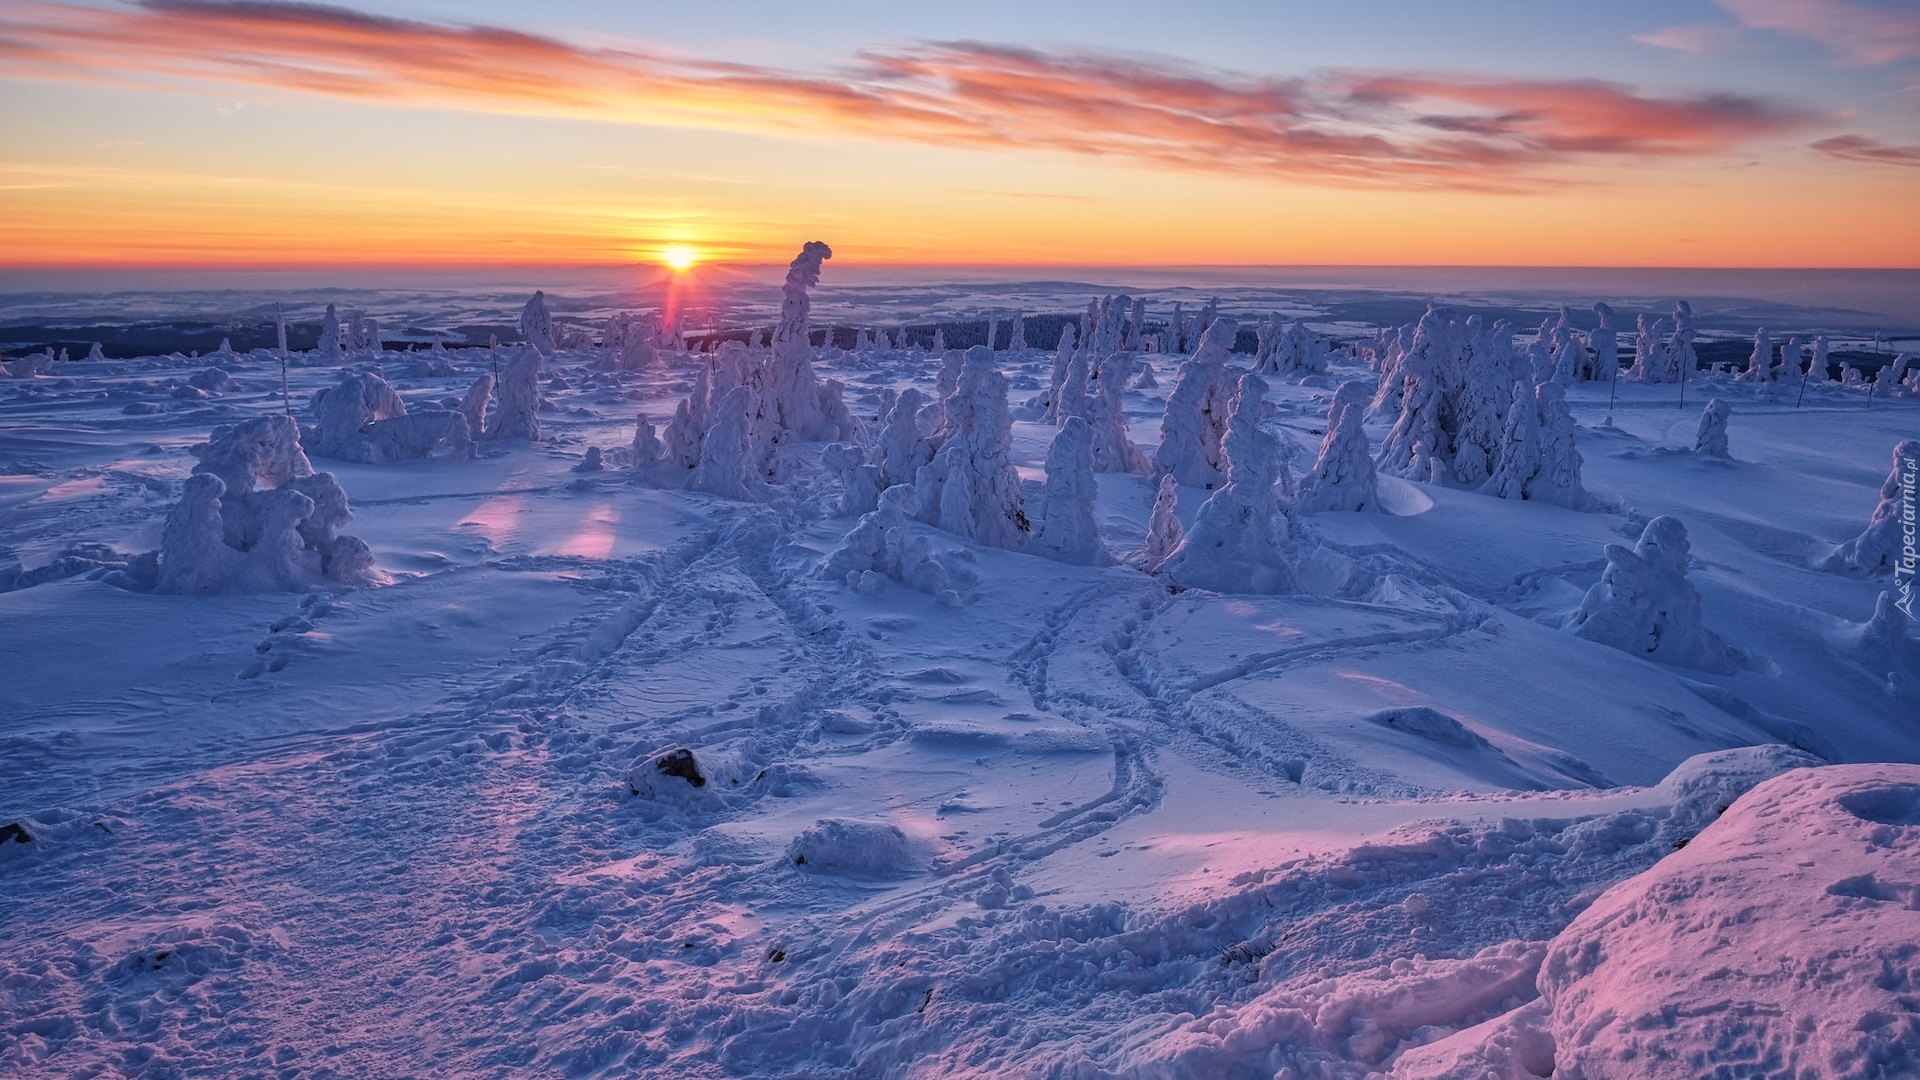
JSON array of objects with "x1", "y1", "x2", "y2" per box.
[
  {"x1": 787, "y1": 818, "x2": 928, "y2": 879},
  {"x1": 1568, "y1": 516, "x2": 1747, "y2": 674},
  {"x1": 1536, "y1": 763, "x2": 1920, "y2": 1079}
]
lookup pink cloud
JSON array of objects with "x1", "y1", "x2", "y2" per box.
[
  {"x1": 1717, "y1": 0, "x2": 1920, "y2": 65},
  {"x1": 1812, "y1": 134, "x2": 1920, "y2": 166},
  {"x1": 0, "y1": 1, "x2": 1826, "y2": 192}
]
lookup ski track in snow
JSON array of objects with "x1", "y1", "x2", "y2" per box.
[{"x1": 1, "y1": 329, "x2": 1915, "y2": 1078}]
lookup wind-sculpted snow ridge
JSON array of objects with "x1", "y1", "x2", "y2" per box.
[
  {"x1": 306, "y1": 370, "x2": 471, "y2": 463},
  {"x1": 1155, "y1": 372, "x2": 1299, "y2": 594},
  {"x1": 1825, "y1": 439, "x2": 1919, "y2": 577},
  {"x1": 141, "y1": 414, "x2": 376, "y2": 593},
  {"x1": 1568, "y1": 516, "x2": 1748, "y2": 674},
  {"x1": 915, "y1": 345, "x2": 1027, "y2": 550},
  {"x1": 1029, "y1": 417, "x2": 1112, "y2": 567},
  {"x1": 1297, "y1": 380, "x2": 1377, "y2": 514}
]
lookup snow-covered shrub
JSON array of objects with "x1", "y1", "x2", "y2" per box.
[
  {"x1": 1568, "y1": 516, "x2": 1744, "y2": 673},
  {"x1": 1694, "y1": 398, "x2": 1731, "y2": 458},
  {"x1": 154, "y1": 415, "x2": 376, "y2": 594},
  {"x1": 1029, "y1": 417, "x2": 1112, "y2": 566}
]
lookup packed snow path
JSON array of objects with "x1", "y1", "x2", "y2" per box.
[{"x1": 2, "y1": 332, "x2": 1916, "y2": 1077}]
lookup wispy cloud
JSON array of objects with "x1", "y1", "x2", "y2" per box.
[
  {"x1": 0, "y1": 1, "x2": 1824, "y2": 192},
  {"x1": 1632, "y1": 23, "x2": 1747, "y2": 55},
  {"x1": 1812, "y1": 134, "x2": 1920, "y2": 166},
  {"x1": 1716, "y1": 0, "x2": 1920, "y2": 65}
]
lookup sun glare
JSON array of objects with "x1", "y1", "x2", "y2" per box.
[{"x1": 661, "y1": 245, "x2": 699, "y2": 272}]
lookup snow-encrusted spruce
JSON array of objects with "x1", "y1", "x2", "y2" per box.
[
  {"x1": 1589, "y1": 302, "x2": 1621, "y2": 382},
  {"x1": 729, "y1": 242, "x2": 859, "y2": 472},
  {"x1": 822, "y1": 443, "x2": 881, "y2": 516},
  {"x1": 520, "y1": 291, "x2": 557, "y2": 355},
  {"x1": 1667, "y1": 301, "x2": 1698, "y2": 384},
  {"x1": 1529, "y1": 381, "x2": 1591, "y2": 509},
  {"x1": 914, "y1": 346, "x2": 1027, "y2": 550},
  {"x1": 156, "y1": 415, "x2": 376, "y2": 594},
  {"x1": 1126, "y1": 297, "x2": 1147, "y2": 351},
  {"x1": 1695, "y1": 398, "x2": 1732, "y2": 459},
  {"x1": 630, "y1": 417, "x2": 662, "y2": 466},
  {"x1": 929, "y1": 348, "x2": 966, "y2": 435},
  {"x1": 1009, "y1": 313, "x2": 1027, "y2": 353},
  {"x1": 874, "y1": 388, "x2": 934, "y2": 489},
  {"x1": 1627, "y1": 314, "x2": 1671, "y2": 382},
  {"x1": 87, "y1": 342, "x2": 106, "y2": 362},
  {"x1": 686, "y1": 385, "x2": 761, "y2": 500},
  {"x1": 1089, "y1": 352, "x2": 1147, "y2": 473},
  {"x1": 1808, "y1": 335, "x2": 1831, "y2": 382},
  {"x1": 1054, "y1": 346, "x2": 1093, "y2": 426},
  {"x1": 1743, "y1": 328, "x2": 1774, "y2": 382},
  {"x1": 1450, "y1": 317, "x2": 1516, "y2": 487},
  {"x1": 485, "y1": 345, "x2": 543, "y2": 440},
  {"x1": 1140, "y1": 474, "x2": 1183, "y2": 566},
  {"x1": 1044, "y1": 322, "x2": 1078, "y2": 421},
  {"x1": 1824, "y1": 439, "x2": 1919, "y2": 576},
  {"x1": 1481, "y1": 379, "x2": 1543, "y2": 500},
  {"x1": 1155, "y1": 372, "x2": 1297, "y2": 594},
  {"x1": 1568, "y1": 516, "x2": 1744, "y2": 673},
  {"x1": 1151, "y1": 317, "x2": 1236, "y2": 489},
  {"x1": 1029, "y1": 417, "x2": 1112, "y2": 566},
  {"x1": 1296, "y1": 380, "x2": 1377, "y2": 513},
  {"x1": 317, "y1": 303, "x2": 343, "y2": 363},
  {"x1": 460, "y1": 374, "x2": 493, "y2": 442},
  {"x1": 1377, "y1": 306, "x2": 1455, "y2": 483}
]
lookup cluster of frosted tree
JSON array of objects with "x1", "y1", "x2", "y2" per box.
[
  {"x1": 149, "y1": 415, "x2": 377, "y2": 594},
  {"x1": 601, "y1": 310, "x2": 683, "y2": 370},
  {"x1": 1620, "y1": 302, "x2": 1696, "y2": 384},
  {"x1": 1370, "y1": 305, "x2": 1592, "y2": 508},
  {"x1": 659, "y1": 242, "x2": 861, "y2": 496},
  {"x1": 1164, "y1": 299, "x2": 1218, "y2": 354},
  {"x1": 1251, "y1": 313, "x2": 1327, "y2": 376},
  {"x1": 1037, "y1": 304, "x2": 1148, "y2": 475},
  {"x1": 1568, "y1": 516, "x2": 1744, "y2": 673}
]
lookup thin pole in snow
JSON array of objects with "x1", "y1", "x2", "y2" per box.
[{"x1": 276, "y1": 303, "x2": 291, "y2": 417}]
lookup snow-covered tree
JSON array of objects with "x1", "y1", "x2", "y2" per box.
[
  {"x1": 1529, "y1": 381, "x2": 1591, "y2": 509},
  {"x1": 1627, "y1": 315, "x2": 1672, "y2": 382},
  {"x1": 486, "y1": 345, "x2": 543, "y2": 440},
  {"x1": 460, "y1": 375, "x2": 493, "y2": 441},
  {"x1": 520, "y1": 291, "x2": 557, "y2": 354},
  {"x1": 1296, "y1": 380, "x2": 1377, "y2": 513},
  {"x1": 1155, "y1": 372, "x2": 1297, "y2": 594},
  {"x1": 875, "y1": 388, "x2": 935, "y2": 489},
  {"x1": 318, "y1": 303, "x2": 343, "y2": 363},
  {"x1": 631, "y1": 417, "x2": 662, "y2": 466},
  {"x1": 1695, "y1": 398, "x2": 1732, "y2": 459},
  {"x1": 687, "y1": 385, "x2": 761, "y2": 500},
  {"x1": 1044, "y1": 322, "x2": 1078, "y2": 421},
  {"x1": 1481, "y1": 379, "x2": 1543, "y2": 500},
  {"x1": 915, "y1": 346, "x2": 1026, "y2": 550},
  {"x1": 1151, "y1": 317, "x2": 1235, "y2": 488},
  {"x1": 1089, "y1": 352, "x2": 1147, "y2": 473},
  {"x1": 1569, "y1": 516, "x2": 1743, "y2": 673},
  {"x1": 1589, "y1": 302, "x2": 1621, "y2": 382},
  {"x1": 1029, "y1": 417, "x2": 1112, "y2": 566},
  {"x1": 1808, "y1": 335, "x2": 1831, "y2": 382},
  {"x1": 1825, "y1": 440, "x2": 1919, "y2": 576},
  {"x1": 1009, "y1": 313, "x2": 1027, "y2": 352},
  {"x1": 1743, "y1": 328, "x2": 1774, "y2": 382},
  {"x1": 822, "y1": 442, "x2": 882, "y2": 516},
  {"x1": 1668, "y1": 301, "x2": 1698, "y2": 384},
  {"x1": 1141, "y1": 474, "x2": 1182, "y2": 565},
  {"x1": 1377, "y1": 306, "x2": 1455, "y2": 483}
]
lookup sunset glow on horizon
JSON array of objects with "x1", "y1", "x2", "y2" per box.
[{"x1": 2, "y1": 0, "x2": 1917, "y2": 273}]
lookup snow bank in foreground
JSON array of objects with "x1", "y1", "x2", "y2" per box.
[{"x1": 1408, "y1": 762, "x2": 1920, "y2": 1079}]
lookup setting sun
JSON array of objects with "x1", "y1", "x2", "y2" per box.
[{"x1": 661, "y1": 245, "x2": 699, "y2": 272}]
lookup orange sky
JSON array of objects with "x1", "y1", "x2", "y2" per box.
[{"x1": 2, "y1": 0, "x2": 1916, "y2": 270}]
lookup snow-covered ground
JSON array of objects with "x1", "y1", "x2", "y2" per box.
[{"x1": 1, "y1": 277, "x2": 1915, "y2": 1078}]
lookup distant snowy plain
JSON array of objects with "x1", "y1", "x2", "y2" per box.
[{"x1": 1, "y1": 271, "x2": 1915, "y2": 1078}]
